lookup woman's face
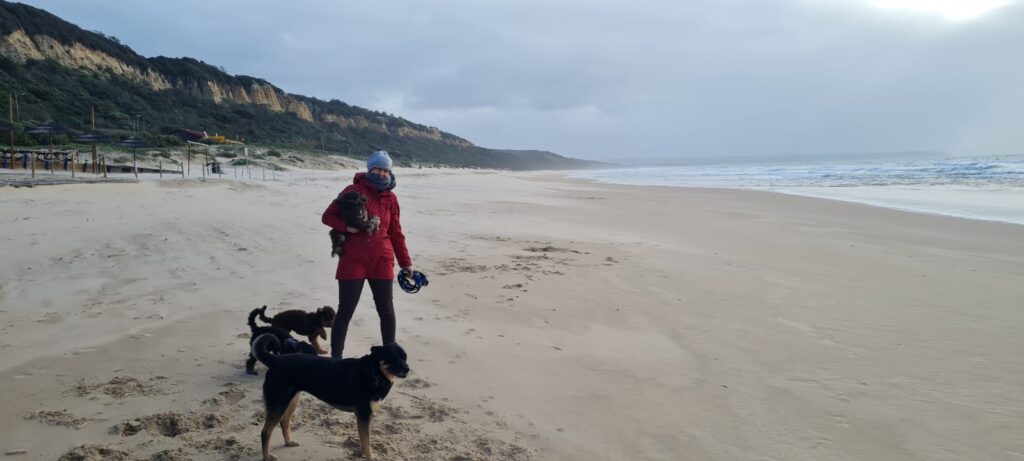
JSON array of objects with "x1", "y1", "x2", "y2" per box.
[{"x1": 370, "y1": 167, "x2": 391, "y2": 179}]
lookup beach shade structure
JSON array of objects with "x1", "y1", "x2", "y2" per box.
[
  {"x1": 73, "y1": 131, "x2": 110, "y2": 174},
  {"x1": 4, "y1": 95, "x2": 13, "y2": 169},
  {"x1": 0, "y1": 121, "x2": 13, "y2": 170},
  {"x1": 117, "y1": 136, "x2": 153, "y2": 178},
  {"x1": 0, "y1": 122, "x2": 11, "y2": 170},
  {"x1": 27, "y1": 121, "x2": 68, "y2": 178}
]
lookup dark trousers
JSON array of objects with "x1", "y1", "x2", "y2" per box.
[{"x1": 332, "y1": 279, "x2": 396, "y2": 358}]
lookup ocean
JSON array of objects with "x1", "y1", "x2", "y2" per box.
[{"x1": 568, "y1": 154, "x2": 1024, "y2": 225}]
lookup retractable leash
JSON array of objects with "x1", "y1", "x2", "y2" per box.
[{"x1": 398, "y1": 269, "x2": 429, "y2": 294}]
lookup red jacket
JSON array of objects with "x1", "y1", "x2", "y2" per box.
[{"x1": 322, "y1": 173, "x2": 412, "y2": 280}]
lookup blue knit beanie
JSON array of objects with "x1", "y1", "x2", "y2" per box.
[{"x1": 367, "y1": 150, "x2": 393, "y2": 172}]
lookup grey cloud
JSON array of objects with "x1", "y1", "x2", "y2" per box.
[{"x1": 23, "y1": 0, "x2": 1024, "y2": 160}]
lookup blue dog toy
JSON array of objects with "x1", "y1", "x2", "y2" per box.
[{"x1": 398, "y1": 269, "x2": 429, "y2": 294}]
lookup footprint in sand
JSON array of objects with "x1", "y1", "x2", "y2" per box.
[
  {"x1": 187, "y1": 436, "x2": 257, "y2": 459},
  {"x1": 59, "y1": 445, "x2": 129, "y2": 460},
  {"x1": 829, "y1": 413, "x2": 850, "y2": 428},
  {"x1": 400, "y1": 378, "x2": 434, "y2": 389},
  {"x1": 36, "y1": 312, "x2": 63, "y2": 324},
  {"x1": 111, "y1": 411, "x2": 226, "y2": 437},
  {"x1": 71, "y1": 376, "x2": 168, "y2": 399},
  {"x1": 25, "y1": 409, "x2": 95, "y2": 429},
  {"x1": 146, "y1": 448, "x2": 193, "y2": 460},
  {"x1": 217, "y1": 384, "x2": 247, "y2": 405}
]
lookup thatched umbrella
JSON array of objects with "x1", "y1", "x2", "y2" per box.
[
  {"x1": 4, "y1": 95, "x2": 14, "y2": 170},
  {"x1": 117, "y1": 136, "x2": 152, "y2": 178},
  {"x1": 27, "y1": 121, "x2": 68, "y2": 178},
  {"x1": 73, "y1": 107, "x2": 109, "y2": 174},
  {"x1": 73, "y1": 131, "x2": 109, "y2": 174}
]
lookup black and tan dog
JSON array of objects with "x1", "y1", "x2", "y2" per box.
[
  {"x1": 252, "y1": 334, "x2": 409, "y2": 460},
  {"x1": 256, "y1": 305, "x2": 335, "y2": 355},
  {"x1": 245, "y1": 306, "x2": 318, "y2": 375},
  {"x1": 328, "y1": 191, "x2": 381, "y2": 257}
]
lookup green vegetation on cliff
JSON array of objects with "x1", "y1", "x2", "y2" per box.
[{"x1": 0, "y1": 2, "x2": 603, "y2": 170}]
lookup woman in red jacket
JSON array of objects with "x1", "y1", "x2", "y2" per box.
[{"x1": 321, "y1": 150, "x2": 413, "y2": 358}]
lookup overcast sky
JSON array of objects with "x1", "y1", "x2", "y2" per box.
[{"x1": 20, "y1": 0, "x2": 1024, "y2": 161}]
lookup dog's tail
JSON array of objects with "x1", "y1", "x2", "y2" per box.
[
  {"x1": 252, "y1": 333, "x2": 282, "y2": 368},
  {"x1": 256, "y1": 305, "x2": 271, "y2": 324},
  {"x1": 247, "y1": 306, "x2": 266, "y2": 332}
]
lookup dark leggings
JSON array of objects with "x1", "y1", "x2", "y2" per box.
[{"x1": 332, "y1": 279, "x2": 395, "y2": 358}]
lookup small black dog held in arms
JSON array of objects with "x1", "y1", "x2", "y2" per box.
[
  {"x1": 253, "y1": 334, "x2": 409, "y2": 461},
  {"x1": 328, "y1": 191, "x2": 381, "y2": 257},
  {"x1": 245, "y1": 306, "x2": 318, "y2": 375},
  {"x1": 256, "y1": 305, "x2": 336, "y2": 355}
]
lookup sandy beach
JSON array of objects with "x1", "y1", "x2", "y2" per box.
[{"x1": 0, "y1": 169, "x2": 1022, "y2": 460}]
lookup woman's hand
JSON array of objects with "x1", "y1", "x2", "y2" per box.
[
  {"x1": 401, "y1": 266, "x2": 414, "y2": 275},
  {"x1": 346, "y1": 226, "x2": 359, "y2": 233}
]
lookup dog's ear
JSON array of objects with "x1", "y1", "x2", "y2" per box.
[
  {"x1": 383, "y1": 343, "x2": 406, "y2": 360},
  {"x1": 370, "y1": 345, "x2": 383, "y2": 356}
]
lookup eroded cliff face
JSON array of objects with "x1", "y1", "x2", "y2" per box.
[
  {"x1": 178, "y1": 78, "x2": 314, "y2": 122},
  {"x1": 320, "y1": 113, "x2": 473, "y2": 147},
  {"x1": 0, "y1": 29, "x2": 170, "y2": 90},
  {"x1": 1, "y1": 29, "x2": 469, "y2": 145}
]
